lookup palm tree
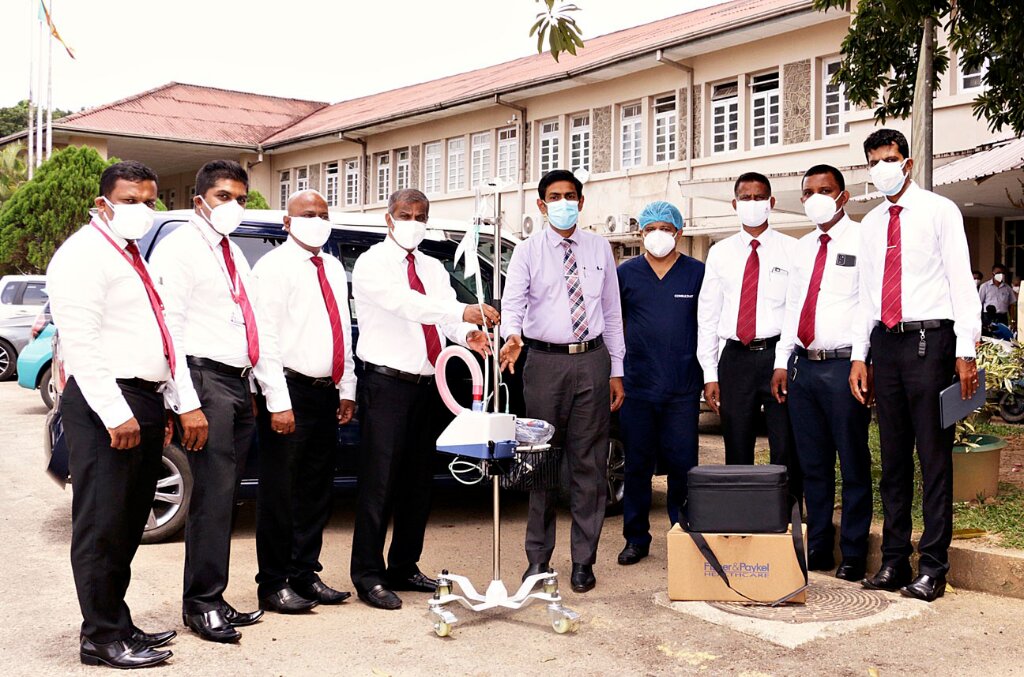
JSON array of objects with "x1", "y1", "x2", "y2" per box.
[{"x1": 0, "y1": 144, "x2": 28, "y2": 207}]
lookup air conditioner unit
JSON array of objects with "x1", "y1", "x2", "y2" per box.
[
  {"x1": 521, "y1": 215, "x2": 535, "y2": 236},
  {"x1": 605, "y1": 215, "x2": 618, "y2": 234},
  {"x1": 619, "y1": 214, "x2": 639, "y2": 232}
]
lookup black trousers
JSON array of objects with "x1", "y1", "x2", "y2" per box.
[
  {"x1": 872, "y1": 323, "x2": 956, "y2": 576},
  {"x1": 182, "y1": 366, "x2": 255, "y2": 614},
  {"x1": 65, "y1": 377, "x2": 164, "y2": 643},
  {"x1": 255, "y1": 377, "x2": 339, "y2": 598},
  {"x1": 718, "y1": 340, "x2": 802, "y2": 503},
  {"x1": 787, "y1": 355, "x2": 872, "y2": 559},
  {"x1": 350, "y1": 369, "x2": 443, "y2": 592},
  {"x1": 522, "y1": 345, "x2": 611, "y2": 566}
]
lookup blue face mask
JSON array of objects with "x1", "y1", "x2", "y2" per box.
[{"x1": 545, "y1": 199, "x2": 579, "y2": 230}]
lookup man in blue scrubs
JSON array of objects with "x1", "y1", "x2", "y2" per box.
[{"x1": 616, "y1": 201, "x2": 705, "y2": 565}]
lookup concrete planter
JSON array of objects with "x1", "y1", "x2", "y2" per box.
[{"x1": 952, "y1": 434, "x2": 1007, "y2": 503}]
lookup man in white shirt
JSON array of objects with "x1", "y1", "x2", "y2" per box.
[
  {"x1": 771, "y1": 165, "x2": 872, "y2": 583},
  {"x1": 150, "y1": 160, "x2": 292, "y2": 641},
  {"x1": 48, "y1": 161, "x2": 183, "y2": 668},
  {"x1": 978, "y1": 263, "x2": 1016, "y2": 326},
  {"x1": 697, "y1": 172, "x2": 802, "y2": 501},
  {"x1": 850, "y1": 129, "x2": 981, "y2": 602},
  {"x1": 251, "y1": 189, "x2": 355, "y2": 613},
  {"x1": 350, "y1": 189, "x2": 497, "y2": 610}
]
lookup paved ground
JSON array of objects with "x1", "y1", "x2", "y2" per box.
[{"x1": 1, "y1": 381, "x2": 1023, "y2": 676}]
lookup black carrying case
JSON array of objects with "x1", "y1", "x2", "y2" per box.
[{"x1": 687, "y1": 464, "x2": 789, "y2": 533}]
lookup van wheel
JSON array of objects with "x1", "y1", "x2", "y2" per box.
[
  {"x1": 141, "y1": 443, "x2": 192, "y2": 544},
  {"x1": 39, "y1": 366, "x2": 55, "y2": 409},
  {"x1": 0, "y1": 339, "x2": 15, "y2": 381}
]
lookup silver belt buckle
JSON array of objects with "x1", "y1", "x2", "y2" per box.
[
  {"x1": 240, "y1": 366, "x2": 253, "y2": 378},
  {"x1": 568, "y1": 342, "x2": 586, "y2": 354},
  {"x1": 808, "y1": 349, "x2": 826, "y2": 361},
  {"x1": 750, "y1": 340, "x2": 766, "y2": 351}
]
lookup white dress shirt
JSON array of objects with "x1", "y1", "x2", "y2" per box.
[
  {"x1": 252, "y1": 237, "x2": 357, "y2": 401},
  {"x1": 352, "y1": 235, "x2": 474, "y2": 375},
  {"x1": 776, "y1": 215, "x2": 866, "y2": 365},
  {"x1": 149, "y1": 213, "x2": 290, "y2": 413},
  {"x1": 697, "y1": 226, "x2": 797, "y2": 382},
  {"x1": 979, "y1": 279, "x2": 1016, "y2": 314},
  {"x1": 46, "y1": 219, "x2": 187, "y2": 428},
  {"x1": 853, "y1": 181, "x2": 981, "y2": 360}
]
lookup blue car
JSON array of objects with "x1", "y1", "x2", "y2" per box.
[{"x1": 46, "y1": 210, "x2": 627, "y2": 543}]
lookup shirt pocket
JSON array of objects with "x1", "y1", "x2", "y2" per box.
[
  {"x1": 581, "y1": 265, "x2": 604, "y2": 299},
  {"x1": 828, "y1": 263, "x2": 858, "y2": 296},
  {"x1": 764, "y1": 267, "x2": 789, "y2": 302}
]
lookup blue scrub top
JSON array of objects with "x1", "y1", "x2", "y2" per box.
[{"x1": 617, "y1": 253, "x2": 705, "y2": 403}]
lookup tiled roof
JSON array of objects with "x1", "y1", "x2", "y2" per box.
[{"x1": 57, "y1": 82, "x2": 327, "y2": 146}]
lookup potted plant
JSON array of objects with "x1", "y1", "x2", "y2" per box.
[{"x1": 952, "y1": 340, "x2": 1019, "y2": 502}]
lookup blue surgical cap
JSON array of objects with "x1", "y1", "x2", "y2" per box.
[{"x1": 638, "y1": 201, "x2": 683, "y2": 230}]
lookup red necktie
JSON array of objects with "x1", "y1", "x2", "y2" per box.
[
  {"x1": 736, "y1": 239, "x2": 760, "y2": 345},
  {"x1": 797, "y1": 233, "x2": 832, "y2": 348},
  {"x1": 219, "y1": 237, "x2": 261, "y2": 367},
  {"x1": 310, "y1": 256, "x2": 346, "y2": 384},
  {"x1": 881, "y1": 205, "x2": 903, "y2": 328},
  {"x1": 125, "y1": 242, "x2": 176, "y2": 378},
  {"x1": 406, "y1": 253, "x2": 443, "y2": 366}
]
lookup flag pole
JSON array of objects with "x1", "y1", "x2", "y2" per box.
[
  {"x1": 35, "y1": 6, "x2": 44, "y2": 167},
  {"x1": 27, "y1": 0, "x2": 35, "y2": 179},
  {"x1": 45, "y1": 0, "x2": 53, "y2": 159}
]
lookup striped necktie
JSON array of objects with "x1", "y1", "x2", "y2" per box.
[{"x1": 561, "y1": 238, "x2": 589, "y2": 341}]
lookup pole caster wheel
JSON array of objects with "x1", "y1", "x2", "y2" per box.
[
  {"x1": 434, "y1": 621, "x2": 452, "y2": 637},
  {"x1": 548, "y1": 606, "x2": 581, "y2": 634}
]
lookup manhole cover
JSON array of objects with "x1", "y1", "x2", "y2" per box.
[{"x1": 706, "y1": 585, "x2": 891, "y2": 623}]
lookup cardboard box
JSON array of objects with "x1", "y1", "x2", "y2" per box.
[{"x1": 667, "y1": 525, "x2": 807, "y2": 603}]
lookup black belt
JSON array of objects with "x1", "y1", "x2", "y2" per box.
[
  {"x1": 882, "y1": 319, "x2": 954, "y2": 334},
  {"x1": 725, "y1": 335, "x2": 780, "y2": 351},
  {"x1": 364, "y1": 362, "x2": 434, "y2": 385},
  {"x1": 186, "y1": 356, "x2": 251, "y2": 378},
  {"x1": 284, "y1": 367, "x2": 336, "y2": 389},
  {"x1": 795, "y1": 346, "x2": 853, "y2": 361},
  {"x1": 523, "y1": 336, "x2": 604, "y2": 355},
  {"x1": 115, "y1": 377, "x2": 163, "y2": 393}
]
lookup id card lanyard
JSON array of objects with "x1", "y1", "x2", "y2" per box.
[{"x1": 190, "y1": 217, "x2": 242, "y2": 305}]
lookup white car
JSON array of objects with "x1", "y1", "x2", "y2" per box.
[{"x1": 0, "y1": 275, "x2": 47, "y2": 321}]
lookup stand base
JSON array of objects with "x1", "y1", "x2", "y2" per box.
[{"x1": 427, "y1": 570, "x2": 581, "y2": 636}]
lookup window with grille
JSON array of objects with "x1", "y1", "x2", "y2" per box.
[
  {"x1": 324, "y1": 162, "x2": 339, "y2": 207},
  {"x1": 344, "y1": 159, "x2": 359, "y2": 206},
  {"x1": 279, "y1": 170, "x2": 291, "y2": 208},
  {"x1": 570, "y1": 113, "x2": 591, "y2": 172},
  {"x1": 470, "y1": 132, "x2": 492, "y2": 187},
  {"x1": 376, "y1": 153, "x2": 390, "y2": 202},
  {"x1": 395, "y1": 149, "x2": 410, "y2": 191},
  {"x1": 497, "y1": 127, "x2": 518, "y2": 182},
  {"x1": 620, "y1": 103, "x2": 642, "y2": 168},
  {"x1": 539, "y1": 119, "x2": 560, "y2": 175},
  {"x1": 295, "y1": 167, "x2": 309, "y2": 193},
  {"x1": 751, "y1": 72, "x2": 780, "y2": 147},
  {"x1": 823, "y1": 60, "x2": 851, "y2": 137},
  {"x1": 960, "y1": 59, "x2": 987, "y2": 91},
  {"x1": 712, "y1": 82, "x2": 739, "y2": 154},
  {"x1": 653, "y1": 95, "x2": 677, "y2": 162},
  {"x1": 447, "y1": 137, "x2": 465, "y2": 191},
  {"x1": 423, "y1": 142, "x2": 442, "y2": 193}
]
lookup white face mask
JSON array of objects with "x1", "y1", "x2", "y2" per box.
[
  {"x1": 735, "y1": 199, "x2": 771, "y2": 229},
  {"x1": 995, "y1": 273, "x2": 1005, "y2": 283},
  {"x1": 802, "y1": 193, "x2": 842, "y2": 225},
  {"x1": 199, "y1": 197, "x2": 245, "y2": 236},
  {"x1": 869, "y1": 159, "x2": 909, "y2": 196},
  {"x1": 390, "y1": 218, "x2": 427, "y2": 250},
  {"x1": 101, "y1": 197, "x2": 155, "y2": 241},
  {"x1": 288, "y1": 216, "x2": 332, "y2": 249},
  {"x1": 643, "y1": 229, "x2": 677, "y2": 258}
]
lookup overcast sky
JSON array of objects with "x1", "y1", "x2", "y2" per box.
[{"x1": 0, "y1": 0, "x2": 727, "y2": 112}]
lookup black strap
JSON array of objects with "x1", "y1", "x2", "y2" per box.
[{"x1": 687, "y1": 502, "x2": 808, "y2": 607}]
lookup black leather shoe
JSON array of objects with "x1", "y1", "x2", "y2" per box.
[
  {"x1": 521, "y1": 562, "x2": 550, "y2": 582},
  {"x1": 129, "y1": 625, "x2": 176, "y2": 649},
  {"x1": 259, "y1": 587, "x2": 319, "y2": 614},
  {"x1": 221, "y1": 604, "x2": 263, "y2": 627},
  {"x1": 835, "y1": 558, "x2": 867, "y2": 582},
  {"x1": 80, "y1": 638, "x2": 172, "y2": 669},
  {"x1": 357, "y1": 584, "x2": 402, "y2": 610},
  {"x1": 570, "y1": 563, "x2": 596, "y2": 593},
  {"x1": 292, "y1": 580, "x2": 352, "y2": 605},
  {"x1": 617, "y1": 543, "x2": 649, "y2": 566},
  {"x1": 182, "y1": 610, "x2": 240, "y2": 643},
  {"x1": 388, "y1": 572, "x2": 437, "y2": 593},
  {"x1": 807, "y1": 550, "x2": 835, "y2": 572},
  {"x1": 900, "y1": 574, "x2": 947, "y2": 602},
  {"x1": 862, "y1": 565, "x2": 913, "y2": 591}
]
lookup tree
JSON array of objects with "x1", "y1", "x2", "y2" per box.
[
  {"x1": 0, "y1": 145, "x2": 113, "y2": 274},
  {"x1": 814, "y1": 0, "x2": 1024, "y2": 136},
  {"x1": 0, "y1": 100, "x2": 72, "y2": 138},
  {"x1": 530, "y1": 0, "x2": 583, "y2": 61},
  {"x1": 0, "y1": 144, "x2": 27, "y2": 206},
  {"x1": 247, "y1": 189, "x2": 270, "y2": 210}
]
